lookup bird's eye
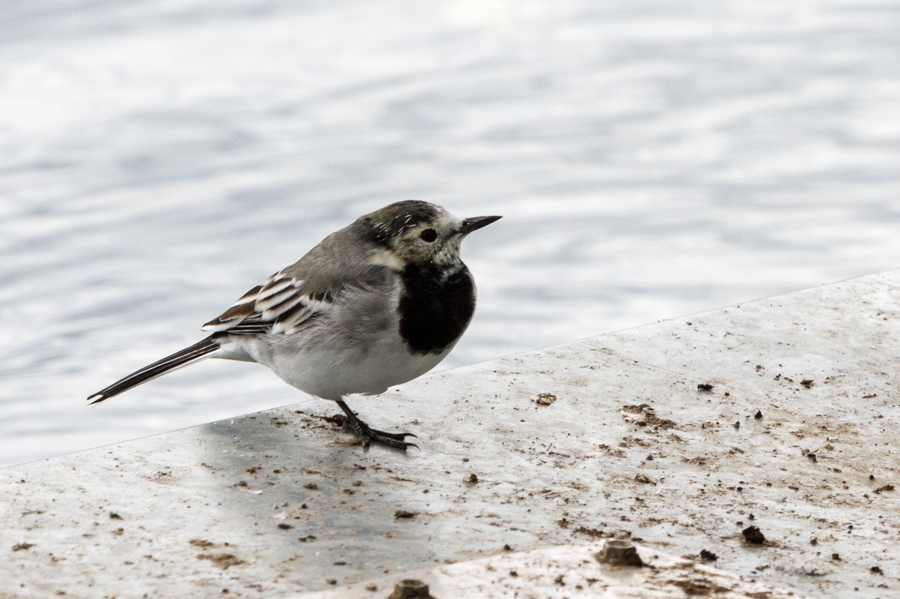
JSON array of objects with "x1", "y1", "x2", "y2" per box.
[{"x1": 419, "y1": 228, "x2": 438, "y2": 242}]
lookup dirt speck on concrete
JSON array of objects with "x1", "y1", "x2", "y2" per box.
[
  {"x1": 620, "y1": 404, "x2": 676, "y2": 430},
  {"x1": 197, "y1": 553, "x2": 244, "y2": 569},
  {"x1": 742, "y1": 526, "x2": 766, "y2": 545},
  {"x1": 598, "y1": 444, "x2": 626, "y2": 458},
  {"x1": 573, "y1": 526, "x2": 606, "y2": 538},
  {"x1": 671, "y1": 578, "x2": 728, "y2": 596},
  {"x1": 535, "y1": 393, "x2": 557, "y2": 406}
]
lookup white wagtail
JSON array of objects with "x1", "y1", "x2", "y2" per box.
[{"x1": 87, "y1": 201, "x2": 500, "y2": 450}]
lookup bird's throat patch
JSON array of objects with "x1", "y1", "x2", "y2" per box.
[{"x1": 398, "y1": 264, "x2": 475, "y2": 355}]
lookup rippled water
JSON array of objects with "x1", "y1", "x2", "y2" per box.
[{"x1": 2, "y1": 0, "x2": 900, "y2": 467}]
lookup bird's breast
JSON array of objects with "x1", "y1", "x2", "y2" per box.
[{"x1": 397, "y1": 264, "x2": 476, "y2": 355}]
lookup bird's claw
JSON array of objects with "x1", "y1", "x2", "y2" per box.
[
  {"x1": 332, "y1": 399, "x2": 419, "y2": 451},
  {"x1": 336, "y1": 413, "x2": 417, "y2": 451},
  {"x1": 363, "y1": 436, "x2": 418, "y2": 452}
]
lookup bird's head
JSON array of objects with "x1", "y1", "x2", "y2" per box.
[{"x1": 358, "y1": 200, "x2": 501, "y2": 270}]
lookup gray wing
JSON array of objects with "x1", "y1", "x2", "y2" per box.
[
  {"x1": 201, "y1": 226, "x2": 389, "y2": 336},
  {"x1": 201, "y1": 270, "x2": 334, "y2": 335}
]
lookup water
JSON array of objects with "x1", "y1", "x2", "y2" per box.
[{"x1": 2, "y1": 0, "x2": 899, "y2": 468}]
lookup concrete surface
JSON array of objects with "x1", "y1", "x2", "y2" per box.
[
  {"x1": 3, "y1": 271, "x2": 899, "y2": 598},
  {"x1": 300, "y1": 541, "x2": 801, "y2": 599}
]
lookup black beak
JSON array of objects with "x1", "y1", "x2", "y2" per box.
[{"x1": 458, "y1": 215, "x2": 502, "y2": 236}]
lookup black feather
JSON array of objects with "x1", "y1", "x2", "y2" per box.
[
  {"x1": 398, "y1": 264, "x2": 475, "y2": 355},
  {"x1": 87, "y1": 336, "x2": 220, "y2": 404}
]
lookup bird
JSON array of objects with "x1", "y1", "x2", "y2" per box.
[{"x1": 87, "y1": 200, "x2": 501, "y2": 450}]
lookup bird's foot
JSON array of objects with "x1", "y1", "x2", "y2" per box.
[
  {"x1": 333, "y1": 400, "x2": 418, "y2": 451},
  {"x1": 344, "y1": 417, "x2": 418, "y2": 451}
]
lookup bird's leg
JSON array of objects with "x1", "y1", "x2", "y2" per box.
[{"x1": 333, "y1": 399, "x2": 417, "y2": 451}]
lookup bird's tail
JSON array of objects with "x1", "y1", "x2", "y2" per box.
[{"x1": 87, "y1": 335, "x2": 220, "y2": 405}]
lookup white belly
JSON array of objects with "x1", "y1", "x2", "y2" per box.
[{"x1": 216, "y1": 325, "x2": 453, "y2": 401}]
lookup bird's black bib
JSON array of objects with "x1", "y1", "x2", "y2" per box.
[{"x1": 398, "y1": 264, "x2": 475, "y2": 355}]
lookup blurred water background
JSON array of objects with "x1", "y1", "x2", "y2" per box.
[{"x1": 2, "y1": 0, "x2": 900, "y2": 467}]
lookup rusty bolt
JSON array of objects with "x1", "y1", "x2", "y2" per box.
[
  {"x1": 595, "y1": 539, "x2": 644, "y2": 567},
  {"x1": 388, "y1": 579, "x2": 432, "y2": 599}
]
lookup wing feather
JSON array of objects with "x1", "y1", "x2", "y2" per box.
[
  {"x1": 257, "y1": 285, "x2": 300, "y2": 313},
  {"x1": 201, "y1": 271, "x2": 331, "y2": 335},
  {"x1": 257, "y1": 276, "x2": 294, "y2": 300},
  {"x1": 261, "y1": 292, "x2": 305, "y2": 321},
  {"x1": 273, "y1": 296, "x2": 333, "y2": 335}
]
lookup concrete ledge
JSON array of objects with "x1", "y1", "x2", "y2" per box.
[
  {"x1": 299, "y1": 542, "x2": 801, "y2": 598},
  {"x1": 3, "y1": 271, "x2": 900, "y2": 598}
]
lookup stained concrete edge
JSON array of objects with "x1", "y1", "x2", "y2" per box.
[
  {"x1": 296, "y1": 542, "x2": 804, "y2": 599},
  {"x1": 2, "y1": 271, "x2": 899, "y2": 598}
]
